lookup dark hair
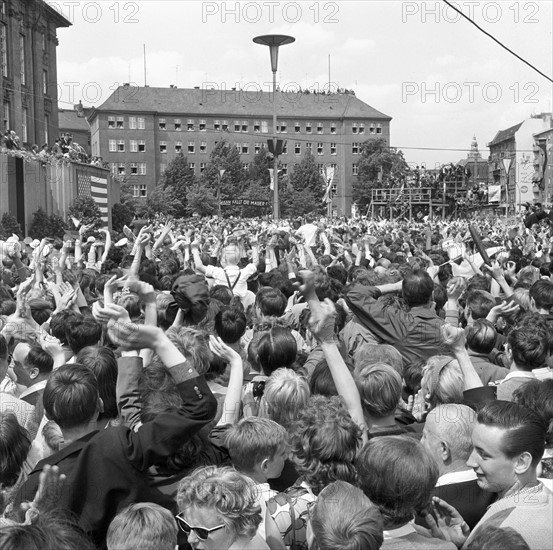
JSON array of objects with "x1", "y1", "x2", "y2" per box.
[
  {"x1": 402, "y1": 271, "x2": 434, "y2": 308},
  {"x1": 43, "y1": 364, "x2": 99, "y2": 430},
  {"x1": 65, "y1": 316, "x2": 102, "y2": 354},
  {"x1": 478, "y1": 401, "x2": 546, "y2": 467},
  {"x1": 257, "y1": 327, "x2": 297, "y2": 376},
  {"x1": 50, "y1": 310, "x2": 81, "y2": 345},
  {"x1": 28, "y1": 299, "x2": 52, "y2": 325},
  {"x1": 0, "y1": 334, "x2": 7, "y2": 360},
  {"x1": 76, "y1": 346, "x2": 118, "y2": 421},
  {"x1": 507, "y1": 326, "x2": 548, "y2": 371},
  {"x1": 210, "y1": 285, "x2": 234, "y2": 305},
  {"x1": 466, "y1": 290, "x2": 496, "y2": 320},
  {"x1": 357, "y1": 436, "x2": 438, "y2": 528},
  {"x1": 255, "y1": 287, "x2": 287, "y2": 317},
  {"x1": 309, "y1": 360, "x2": 354, "y2": 397},
  {"x1": 466, "y1": 319, "x2": 497, "y2": 355},
  {"x1": 326, "y1": 265, "x2": 348, "y2": 286},
  {"x1": 513, "y1": 379, "x2": 553, "y2": 447},
  {"x1": 0, "y1": 413, "x2": 31, "y2": 487},
  {"x1": 214, "y1": 307, "x2": 247, "y2": 345},
  {"x1": 466, "y1": 525, "x2": 530, "y2": 550},
  {"x1": 529, "y1": 279, "x2": 553, "y2": 311}
]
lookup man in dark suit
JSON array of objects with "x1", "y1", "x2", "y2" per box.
[
  {"x1": 418, "y1": 403, "x2": 495, "y2": 529},
  {"x1": 14, "y1": 321, "x2": 217, "y2": 547}
]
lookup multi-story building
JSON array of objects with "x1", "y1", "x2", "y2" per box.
[
  {"x1": 532, "y1": 127, "x2": 553, "y2": 205},
  {"x1": 0, "y1": 0, "x2": 70, "y2": 146},
  {"x1": 59, "y1": 107, "x2": 92, "y2": 155},
  {"x1": 88, "y1": 85, "x2": 392, "y2": 216},
  {"x1": 487, "y1": 113, "x2": 552, "y2": 211},
  {"x1": 457, "y1": 136, "x2": 488, "y2": 186}
]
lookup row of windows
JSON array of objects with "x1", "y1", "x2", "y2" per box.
[
  {"x1": 111, "y1": 162, "x2": 147, "y2": 176},
  {"x1": 106, "y1": 115, "x2": 383, "y2": 134}
]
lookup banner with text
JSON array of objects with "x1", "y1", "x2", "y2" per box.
[{"x1": 220, "y1": 199, "x2": 270, "y2": 207}]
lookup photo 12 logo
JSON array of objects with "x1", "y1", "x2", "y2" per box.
[
  {"x1": 201, "y1": 1, "x2": 339, "y2": 23},
  {"x1": 45, "y1": 1, "x2": 140, "y2": 23}
]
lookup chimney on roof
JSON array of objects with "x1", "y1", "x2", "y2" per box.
[
  {"x1": 123, "y1": 83, "x2": 129, "y2": 87},
  {"x1": 194, "y1": 86, "x2": 200, "y2": 89},
  {"x1": 170, "y1": 84, "x2": 175, "y2": 88}
]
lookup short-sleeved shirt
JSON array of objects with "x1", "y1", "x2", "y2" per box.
[{"x1": 204, "y1": 263, "x2": 257, "y2": 298}]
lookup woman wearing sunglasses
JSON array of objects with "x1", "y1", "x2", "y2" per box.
[{"x1": 177, "y1": 466, "x2": 269, "y2": 550}]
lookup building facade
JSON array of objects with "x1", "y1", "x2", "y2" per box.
[
  {"x1": 532, "y1": 127, "x2": 553, "y2": 205},
  {"x1": 487, "y1": 113, "x2": 552, "y2": 211},
  {"x1": 58, "y1": 107, "x2": 91, "y2": 155},
  {"x1": 457, "y1": 136, "x2": 488, "y2": 185},
  {"x1": 0, "y1": 0, "x2": 70, "y2": 147},
  {"x1": 88, "y1": 86, "x2": 392, "y2": 216}
]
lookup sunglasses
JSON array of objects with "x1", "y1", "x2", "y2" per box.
[{"x1": 175, "y1": 514, "x2": 225, "y2": 540}]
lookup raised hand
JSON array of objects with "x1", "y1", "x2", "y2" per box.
[
  {"x1": 425, "y1": 497, "x2": 470, "y2": 548},
  {"x1": 209, "y1": 335, "x2": 241, "y2": 364}
]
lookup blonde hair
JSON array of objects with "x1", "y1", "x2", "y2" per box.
[{"x1": 422, "y1": 355, "x2": 464, "y2": 409}]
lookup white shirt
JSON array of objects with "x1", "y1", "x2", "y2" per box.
[
  {"x1": 296, "y1": 223, "x2": 318, "y2": 247},
  {"x1": 435, "y1": 469, "x2": 477, "y2": 487},
  {"x1": 500, "y1": 370, "x2": 536, "y2": 384},
  {"x1": 204, "y1": 263, "x2": 257, "y2": 298}
]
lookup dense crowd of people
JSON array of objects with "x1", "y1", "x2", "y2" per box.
[{"x1": 0, "y1": 210, "x2": 552, "y2": 550}]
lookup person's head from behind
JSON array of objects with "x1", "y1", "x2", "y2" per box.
[
  {"x1": 529, "y1": 279, "x2": 553, "y2": 313},
  {"x1": 308, "y1": 481, "x2": 383, "y2": 550},
  {"x1": 210, "y1": 285, "x2": 234, "y2": 305},
  {"x1": 357, "y1": 436, "x2": 438, "y2": 529},
  {"x1": 214, "y1": 307, "x2": 247, "y2": 345},
  {"x1": 49, "y1": 310, "x2": 81, "y2": 346},
  {"x1": 43, "y1": 364, "x2": 101, "y2": 432},
  {"x1": 65, "y1": 315, "x2": 102, "y2": 355},
  {"x1": 466, "y1": 401, "x2": 546, "y2": 496},
  {"x1": 309, "y1": 359, "x2": 354, "y2": 397},
  {"x1": 256, "y1": 327, "x2": 297, "y2": 375},
  {"x1": 177, "y1": 466, "x2": 261, "y2": 550},
  {"x1": 0, "y1": 412, "x2": 31, "y2": 488},
  {"x1": 465, "y1": 290, "x2": 496, "y2": 323},
  {"x1": 220, "y1": 244, "x2": 241, "y2": 268},
  {"x1": 421, "y1": 355, "x2": 464, "y2": 410},
  {"x1": 289, "y1": 395, "x2": 361, "y2": 496},
  {"x1": 466, "y1": 319, "x2": 497, "y2": 355},
  {"x1": 356, "y1": 363, "x2": 402, "y2": 423},
  {"x1": 353, "y1": 343, "x2": 404, "y2": 377},
  {"x1": 106, "y1": 502, "x2": 177, "y2": 550},
  {"x1": 421, "y1": 404, "x2": 476, "y2": 475},
  {"x1": 506, "y1": 326, "x2": 548, "y2": 371},
  {"x1": 255, "y1": 287, "x2": 287, "y2": 318},
  {"x1": 260, "y1": 368, "x2": 309, "y2": 430},
  {"x1": 465, "y1": 525, "x2": 530, "y2": 550},
  {"x1": 166, "y1": 327, "x2": 212, "y2": 376},
  {"x1": 226, "y1": 417, "x2": 288, "y2": 482},
  {"x1": 402, "y1": 270, "x2": 434, "y2": 308},
  {"x1": 76, "y1": 346, "x2": 118, "y2": 421}
]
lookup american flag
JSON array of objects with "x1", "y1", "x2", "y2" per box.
[{"x1": 77, "y1": 172, "x2": 108, "y2": 226}]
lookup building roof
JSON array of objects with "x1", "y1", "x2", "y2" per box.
[
  {"x1": 533, "y1": 127, "x2": 553, "y2": 139},
  {"x1": 487, "y1": 122, "x2": 523, "y2": 147},
  {"x1": 90, "y1": 86, "x2": 392, "y2": 121},
  {"x1": 42, "y1": 1, "x2": 72, "y2": 27},
  {"x1": 58, "y1": 109, "x2": 90, "y2": 132}
]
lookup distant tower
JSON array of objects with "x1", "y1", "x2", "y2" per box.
[{"x1": 468, "y1": 135, "x2": 482, "y2": 160}]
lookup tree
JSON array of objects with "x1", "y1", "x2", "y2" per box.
[
  {"x1": 140, "y1": 185, "x2": 181, "y2": 219},
  {"x1": 160, "y1": 152, "x2": 197, "y2": 218},
  {"x1": 68, "y1": 196, "x2": 103, "y2": 231},
  {"x1": 111, "y1": 202, "x2": 134, "y2": 233},
  {"x1": 353, "y1": 138, "x2": 411, "y2": 211},
  {"x1": 1, "y1": 213, "x2": 23, "y2": 239},
  {"x1": 186, "y1": 185, "x2": 218, "y2": 217},
  {"x1": 241, "y1": 148, "x2": 273, "y2": 217},
  {"x1": 29, "y1": 208, "x2": 51, "y2": 239}
]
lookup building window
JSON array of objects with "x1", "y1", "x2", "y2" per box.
[
  {"x1": 295, "y1": 121, "x2": 301, "y2": 133},
  {"x1": 317, "y1": 143, "x2": 324, "y2": 155},
  {"x1": 241, "y1": 120, "x2": 248, "y2": 132},
  {"x1": 317, "y1": 122, "x2": 323, "y2": 134},
  {"x1": 214, "y1": 120, "x2": 221, "y2": 131},
  {"x1": 352, "y1": 122, "x2": 358, "y2": 134},
  {"x1": 254, "y1": 143, "x2": 261, "y2": 154},
  {"x1": 3, "y1": 102, "x2": 9, "y2": 134},
  {"x1": 138, "y1": 117, "x2": 145, "y2": 129},
  {"x1": 188, "y1": 141, "x2": 195, "y2": 153},
  {"x1": 234, "y1": 121, "x2": 241, "y2": 132},
  {"x1": 42, "y1": 70, "x2": 48, "y2": 94},
  {"x1": 330, "y1": 122, "x2": 337, "y2": 134},
  {"x1": 254, "y1": 121, "x2": 260, "y2": 132},
  {"x1": 282, "y1": 142, "x2": 288, "y2": 154},
  {"x1": 159, "y1": 118, "x2": 166, "y2": 130},
  {"x1": 199, "y1": 119, "x2": 206, "y2": 131},
  {"x1": 359, "y1": 123, "x2": 365, "y2": 134},
  {"x1": 117, "y1": 140, "x2": 125, "y2": 152},
  {"x1": 129, "y1": 117, "x2": 137, "y2": 129},
  {"x1": 261, "y1": 121, "x2": 268, "y2": 134},
  {"x1": 352, "y1": 143, "x2": 359, "y2": 155},
  {"x1": 200, "y1": 162, "x2": 206, "y2": 173},
  {"x1": 174, "y1": 119, "x2": 182, "y2": 131},
  {"x1": 187, "y1": 119, "x2": 194, "y2": 131},
  {"x1": 280, "y1": 121, "x2": 287, "y2": 133},
  {"x1": 376, "y1": 123, "x2": 382, "y2": 134},
  {"x1": 306, "y1": 122, "x2": 312, "y2": 134},
  {"x1": 42, "y1": 31, "x2": 46, "y2": 50},
  {"x1": 108, "y1": 116, "x2": 115, "y2": 129},
  {"x1": 21, "y1": 107, "x2": 28, "y2": 142},
  {"x1": 200, "y1": 142, "x2": 207, "y2": 153},
  {"x1": 175, "y1": 141, "x2": 182, "y2": 153},
  {"x1": 138, "y1": 163, "x2": 146, "y2": 175},
  {"x1": 44, "y1": 114, "x2": 49, "y2": 144},
  {"x1": 281, "y1": 164, "x2": 288, "y2": 176},
  {"x1": 306, "y1": 142, "x2": 312, "y2": 152},
  {"x1": 189, "y1": 163, "x2": 195, "y2": 170},
  {"x1": 118, "y1": 163, "x2": 126, "y2": 176},
  {"x1": 330, "y1": 143, "x2": 337, "y2": 155},
  {"x1": 139, "y1": 184, "x2": 147, "y2": 196},
  {"x1": 160, "y1": 141, "x2": 167, "y2": 153},
  {"x1": 130, "y1": 162, "x2": 138, "y2": 175},
  {"x1": 132, "y1": 184, "x2": 139, "y2": 197},
  {"x1": 138, "y1": 140, "x2": 145, "y2": 152},
  {"x1": 318, "y1": 164, "x2": 325, "y2": 175},
  {"x1": 19, "y1": 34, "x2": 25, "y2": 85},
  {"x1": 130, "y1": 140, "x2": 138, "y2": 152},
  {"x1": 353, "y1": 163, "x2": 358, "y2": 176},
  {"x1": 222, "y1": 120, "x2": 228, "y2": 131},
  {"x1": 1, "y1": 24, "x2": 7, "y2": 78},
  {"x1": 369, "y1": 123, "x2": 375, "y2": 134},
  {"x1": 109, "y1": 139, "x2": 116, "y2": 152},
  {"x1": 116, "y1": 117, "x2": 124, "y2": 129},
  {"x1": 295, "y1": 142, "x2": 301, "y2": 155},
  {"x1": 242, "y1": 163, "x2": 249, "y2": 171},
  {"x1": 241, "y1": 143, "x2": 249, "y2": 154}
]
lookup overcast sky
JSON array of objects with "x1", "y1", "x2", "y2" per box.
[{"x1": 51, "y1": 0, "x2": 553, "y2": 167}]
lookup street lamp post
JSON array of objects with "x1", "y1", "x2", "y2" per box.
[{"x1": 253, "y1": 34, "x2": 295, "y2": 220}]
